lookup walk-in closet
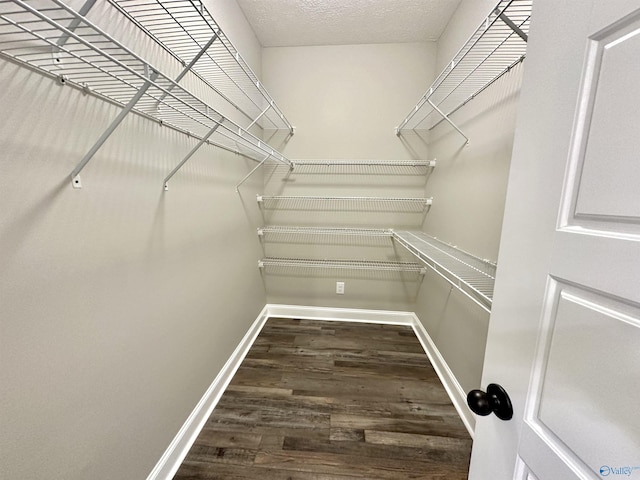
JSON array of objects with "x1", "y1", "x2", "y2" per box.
[{"x1": 2, "y1": 0, "x2": 638, "y2": 479}]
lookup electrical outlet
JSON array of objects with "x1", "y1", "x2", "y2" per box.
[{"x1": 336, "y1": 281, "x2": 345, "y2": 295}]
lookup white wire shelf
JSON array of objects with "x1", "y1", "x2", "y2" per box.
[
  {"x1": 0, "y1": 0, "x2": 291, "y2": 187},
  {"x1": 292, "y1": 159, "x2": 436, "y2": 167},
  {"x1": 393, "y1": 230, "x2": 496, "y2": 312},
  {"x1": 258, "y1": 258, "x2": 425, "y2": 275},
  {"x1": 396, "y1": 0, "x2": 532, "y2": 140},
  {"x1": 258, "y1": 226, "x2": 394, "y2": 237},
  {"x1": 109, "y1": 0, "x2": 293, "y2": 133},
  {"x1": 256, "y1": 195, "x2": 433, "y2": 211},
  {"x1": 284, "y1": 159, "x2": 436, "y2": 176}
]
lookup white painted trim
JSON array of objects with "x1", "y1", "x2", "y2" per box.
[
  {"x1": 148, "y1": 304, "x2": 474, "y2": 479},
  {"x1": 264, "y1": 303, "x2": 415, "y2": 325},
  {"x1": 409, "y1": 313, "x2": 475, "y2": 438},
  {"x1": 146, "y1": 305, "x2": 270, "y2": 480}
]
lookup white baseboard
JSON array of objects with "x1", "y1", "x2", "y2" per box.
[
  {"x1": 147, "y1": 304, "x2": 474, "y2": 479},
  {"x1": 146, "y1": 305, "x2": 270, "y2": 480},
  {"x1": 408, "y1": 313, "x2": 475, "y2": 438},
  {"x1": 264, "y1": 303, "x2": 416, "y2": 325}
]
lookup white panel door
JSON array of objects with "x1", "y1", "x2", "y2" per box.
[{"x1": 469, "y1": 1, "x2": 640, "y2": 479}]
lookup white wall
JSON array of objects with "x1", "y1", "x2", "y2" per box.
[
  {"x1": 0, "y1": 1, "x2": 267, "y2": 478},
  {"x1": 261, "y1": 42, "x2": 436, "y2": 311},
  {"x1": 413, "y1": 0, "x2": 524, "y2": 400},
  {"x1": 259, "y1": 0, "x2": 523, "y2": 402}
]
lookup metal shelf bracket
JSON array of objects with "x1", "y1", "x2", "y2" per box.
[
  {"x1": 427, "y1": 99, "x2": 469, "y2": 145},
  {"x1": 156, "y1": 31, "x2": 220, "y2": 107},
  {"x1": 70, "y1": 65, "x2": 160, "y2": 188},
  {"x1": 235, "y1": 153, "x2": 271, "y2": 192},
  {"x1": 496, "y1": 9, "x2": 529, "y2": 42},
  {"x1": 163, "y1": 121, "x2": 222, "y2": 191}
]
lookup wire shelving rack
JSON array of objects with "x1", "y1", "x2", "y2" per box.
[
  {"x1": 258, "y1": 258, "x2": 425, "y2": 276},
  {"x1": 108, "y1": 0, "x2": 293, "y2": 133},
  {"x1": 258, "y1": 226, "x2": 394, "y2": 238},
  {"x1": 256, "y1": 195, "x2": 433, "y2": 211},
  {"x1": 291, "y1": 159, "x2": 436, "y2": 168},
  {"x1": 393, "y1": 230, "x2": 496, "y2": 312},
  {"x1": 396, "y1": 0, "x2": 532, "y2": 142},
  {"x1": 0, "y1": 0, "x2": 292, "y2": 188},
  {"x1": 281, "y1": 159, "x2": 436, "y2": 176}
]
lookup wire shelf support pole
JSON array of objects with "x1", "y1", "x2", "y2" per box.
[
  {"x1": 163, "y1": 121, "x2": 222, "y2": 191},
  {"x1": 427, "y1": 99, "x2": 469, "y2": 145},
  {"x1": 244, "y1": 102, "x2": 274, "y2": 133},
  {"x1": 55, "y1": 0, "x2": 97, "y2": 49},
  {"x1": 235, "y1": 153, "x2": 271, "y2": 192},
  {"x1": 71, "y1": 65, "x2": 160, "y2": 188},
  {"x1": 497, "y1": 9, "x2": 528, "y2": 42},
  {"x1": 156, "y1": 30, "x2": 220, "y2": 106}
]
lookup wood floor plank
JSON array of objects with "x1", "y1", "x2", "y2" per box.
[
  {"x1": 282, "y1": 435, "x2": 471, "y2": 466},
  {"x1": 364, "y1": 430, "x2": 471, "y2": 450},
  {"x1": 175, "y1": 462, "x2": 363, "y2": 480},
  {"x1": 253, "y1": 448, "x2": 468, "y2": 480},
  {"x1": 330, "y1": 413, "x2": 469, "y2": 439},
  {"x1": 174, "y1": 318, "x2": 472, "y2": 479},
  {"x1": 184, "y1": 430, "x2": 263, "y2": 450},
  {"x1": 225, "y1": 385, "x2": 294, "y2": 396}
]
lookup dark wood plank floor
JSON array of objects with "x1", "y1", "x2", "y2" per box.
[{"x1": 174, "y1": 318, "x2": 472, "y2": 479}]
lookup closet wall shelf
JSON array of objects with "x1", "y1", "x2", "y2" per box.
[
  {"x1": 109, "y1": 0, "x2": 293, "y2": 134},
  {"x1": 392, "y1": 230, "x2": 496, "y2": 312},
  {"x1": 256, "y1": 195, "x2": 433, "y2": 209},
  {"x1": 258, "y1": 226, "x2": 394, "y2": 237},
  {"x1": 396, "y1": 0, "x2": 532, "y2": 142},
  {"x1": 291, "y1": 160, "x2": 436, "y2": 168},
  {"x1": 258, "y1": 258, "x2": 426, "y2": 275},
  {"x1": 0, "y1": 0, "x2": 292, "y2": 188}
]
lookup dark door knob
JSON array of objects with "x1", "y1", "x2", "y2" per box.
[{"x1": 467, "y1": 383, "x2": 513, "y2": 420}]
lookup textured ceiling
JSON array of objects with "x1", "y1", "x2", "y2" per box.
[{"x1": 236, "y1": 0, "x2": 463, "y2": 47}]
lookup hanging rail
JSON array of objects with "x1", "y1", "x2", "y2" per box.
[
  {"x1": 109, "y1": 0, "x2": 293, "y2": 134},
  {"x1": 396, "y1": 0, "x2": 532, "y2": 142},
  {"x1": 392, "y1": 230, "x2": 496, "y2": 312},
  {"x1": 0, "y1": 0, "x2": 292, "y2": 188}
]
